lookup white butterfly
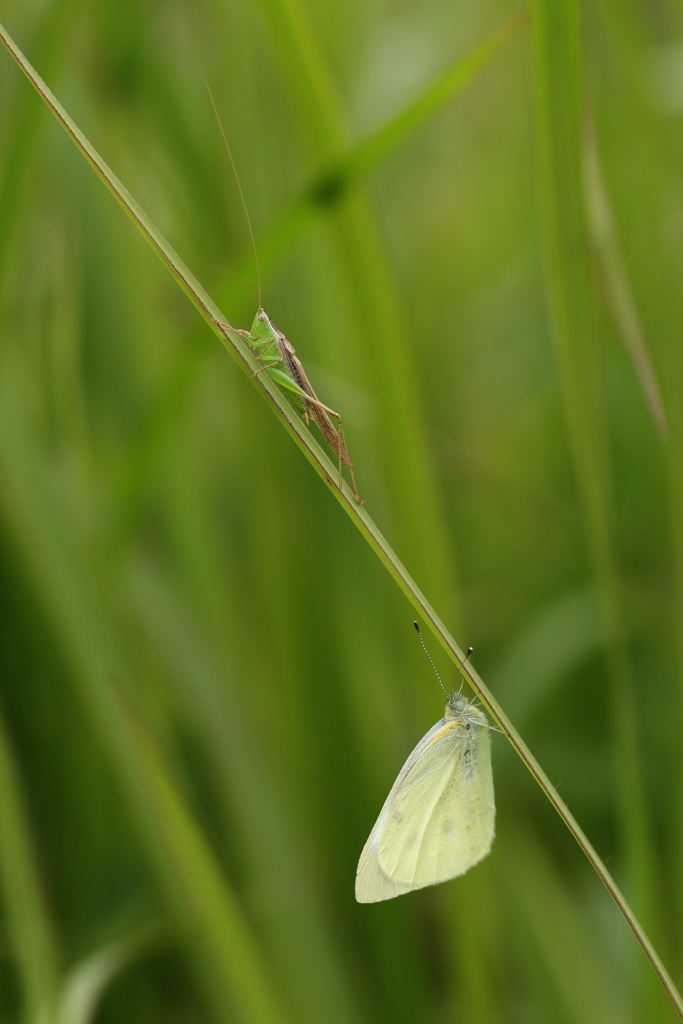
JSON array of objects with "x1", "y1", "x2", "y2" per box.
[{"x1": 355, "y1": 688, "x2": 495, "y2": 903}]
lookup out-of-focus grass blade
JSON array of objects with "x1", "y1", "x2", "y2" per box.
[
  {"x1": 0, "y1": 377, "x2": 290, "y2": 1024},
  {"x1": 127, "y1": 559, "x2": 370, "y2": 1024},
  {"x1": 530, "y1": 3, "x2": 679, "y2": 1016},
  {"x1": 45, "y1": 925, "x2": 160, "y2": 1024},
  {"x1": 493, "y1": 585, "x2": 604, "y2": 727},
  {"x1": 0, "y1": 711, "x2": 58, "y2": 1022},
  {"x1": 502, "y1": 830, "x2": 627, "y2": 1023},
  {"x1": 0, "y1": 0, "x2": 81, "y2": 284},
  {"x1": 221, "y1": 16, "x2": 524, "y2": 327},
  {"x1": 311, "y1": 14, "x2": 524, "y2": 203},
  {"x1": 122, "y1": 703, "x2": 291, "y2": 1024},
  {"x1": 582, "y1": 108, "x2": 668, "y2": 439},
  {"x1": 0, "y1": 21, "x2": 221, "y2": 333}
]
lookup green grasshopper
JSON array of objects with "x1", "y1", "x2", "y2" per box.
[
  {"x1": 206, "y1": 85, "x2": 363, "y2": 505},
  {"x1": 238, "y1": 307, "x2": 362, "y2": 503}
]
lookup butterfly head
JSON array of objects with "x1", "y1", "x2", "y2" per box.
[{"x1": 445, "y1": 690, "x2": 483, "y2": 727}]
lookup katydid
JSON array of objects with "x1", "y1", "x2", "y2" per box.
[
  {"x1": 206, "y1": 85, "x2": 363, "y2": 505},
  {"x1": 240, "y1": 308, "x2": 362, "y2": 502}
]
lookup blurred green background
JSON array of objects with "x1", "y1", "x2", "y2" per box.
[{"x1": 1, "y1": 0, "x2": 683, "y2": 1021}]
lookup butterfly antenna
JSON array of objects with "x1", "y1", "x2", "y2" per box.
[
  {"x1": 457, "y1": 646, "x2": 474, "y2": 694},
  {"x1": 413, "y1": 622, "x2": 449, "y2": 700},
  {"x1": 205, "y1": 81, "x2": 262, "y2": 307}
]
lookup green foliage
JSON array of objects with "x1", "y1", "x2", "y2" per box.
[{"x1": 1, "y1": 1, "x2": 683, "y2": 1022}]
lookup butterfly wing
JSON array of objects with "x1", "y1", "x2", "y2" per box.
[
  {"x1": 355, "y1": 708, "x2": 494, "y2": 903},
  {"x1": 355, "y1": 723, "x2": 441, "y2": 904}
]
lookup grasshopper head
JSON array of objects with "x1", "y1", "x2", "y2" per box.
[{"x1": 250, "y1": 306, "x2": 277, "y2": 345}]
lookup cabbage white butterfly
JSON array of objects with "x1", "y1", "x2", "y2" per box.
[{"x1": 355, "y1": 626, "x2": 495, "y2": 902}]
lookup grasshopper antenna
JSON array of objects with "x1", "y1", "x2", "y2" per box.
[{"x1": 205, "y1": 81, "x2": 261, "y2": 307}]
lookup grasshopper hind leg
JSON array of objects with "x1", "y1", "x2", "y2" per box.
[
  {"x1": 306, "y1": 399, "x2": 363, "y2": 506},
  {"x1": 334, "y1": 416, "x2": 363, "y2": 506}
]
